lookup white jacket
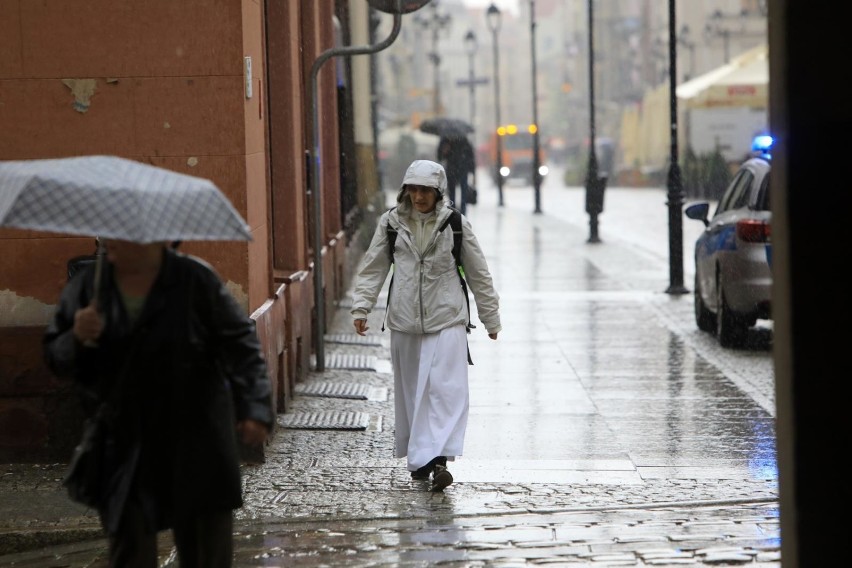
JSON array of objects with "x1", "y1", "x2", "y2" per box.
[{"x1": 351, "y1": 199, "x2": 501, "y2": 335}]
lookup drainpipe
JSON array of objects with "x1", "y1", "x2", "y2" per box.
[{"x1": 308, "y1": 6, "x2": 403, "y2": 371}]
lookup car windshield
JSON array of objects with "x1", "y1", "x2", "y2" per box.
[{"x1": 502, "y1": 133, "x2": 533, "y2": 151}]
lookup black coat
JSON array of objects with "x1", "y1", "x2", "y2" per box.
[
  {"x1": 437, "y1": 137, "x2": 475, "y2": 181},
  {"x1": 44, "y1": 248, "x2": 274, "y2": 533}
]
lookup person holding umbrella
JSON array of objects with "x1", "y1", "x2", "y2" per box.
[
  {"x1": 1, "y1": 155, "x2": 275, "y2": 568},
  {"x1": 418, "y1": 118, "x2": 476, "y2": 215},
  {"x1": 44, "y1": 238, "x2": 274, "y2": 567},
  {"x1": 437, "y1": 135, "x2": 476, "y2": 215}
]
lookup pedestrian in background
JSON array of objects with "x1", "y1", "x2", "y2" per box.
[
  {"x1": 44, "y1": 239, "x2": 274, "y2": 568},
  {"x1": 350, "y1": 159, "x2": 501, "y2": 491},
  {"x1": 437, "y1": 135, "x2": 476, "y2": 214}
]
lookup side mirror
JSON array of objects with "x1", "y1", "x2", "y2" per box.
[
  {"x1": 684, "y1": 202, "x2": 710, "y2": 227},
  {"x1": 367, "y1": 0, "x2": 431, "y2": 14}
]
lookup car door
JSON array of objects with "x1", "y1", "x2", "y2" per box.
[
  {"x1": 755, "y1": 171, "x2": 772, "y2": 268},
  {"x1": 699, "y1": 168, "x2": 755, "y2": 311}
]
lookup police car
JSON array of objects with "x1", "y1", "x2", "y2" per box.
[{"x1": 684, "y1": 135, "x2": 773, "y2": 348}]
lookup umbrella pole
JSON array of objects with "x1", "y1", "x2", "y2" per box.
[
  {"x1": 92, "y1": 240, "x2": 104, "y2": 303},
  {"x1": 82, "y1": 240, "x2": 105, "y2": 348}
]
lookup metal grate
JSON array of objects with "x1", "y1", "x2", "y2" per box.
[
  {"x1": 279, "y1": 411, "x2": 370, "y2": 430},
  {"x1": 319, "y1": 353, "x2": 378, "y2": 371},
  {"x1": 296, "y1": 382, "x2": 372, "y2": 400},
  {"x1": 325, "y1": 333, "x2": 382, "y2": 346}
]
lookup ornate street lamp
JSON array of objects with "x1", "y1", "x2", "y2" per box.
[
  {"x1": 486, "y1": 3, "x2": 504, "y2": 206},
  {"x1": 530, "y1": 0, "x2": 542, "y2": 214},
  {"x1": 583, "y1": 0, "x2": 601, "y2": 242},
  {"x1": 665, "y1": 0, "x2": 687, "y2": 295}
]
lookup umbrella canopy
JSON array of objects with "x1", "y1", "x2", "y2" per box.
[
  {"x1": 0, "y1": 155, "x2": 251, "y2": 243},
  {"x1": 418, "y1": 117, "x2": 474, "y2": 139}
]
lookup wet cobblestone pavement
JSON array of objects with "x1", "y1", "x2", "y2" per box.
[{"x1": 0, "y1": 184, "x2": 780, "y2": 566}]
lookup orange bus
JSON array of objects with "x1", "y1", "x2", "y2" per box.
[{"x1": 485, "y1": 123, "x2": 548, "y2": 185}]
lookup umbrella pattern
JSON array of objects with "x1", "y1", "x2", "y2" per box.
[{"x1": 0, "y1": 156, "x2": 251, "y2": 243}]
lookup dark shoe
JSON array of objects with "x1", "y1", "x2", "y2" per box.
[
  {"x1": 410, "y1": 456, "x2": 447, "y2": 480},
  {"x1": 411, "y1": 464, "x2": 431, "y2": 480},
  {"x1": 431, "y1": 464, "x2": 453, "y2": 492}
]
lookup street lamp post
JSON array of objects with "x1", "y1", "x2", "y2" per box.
[
  {"x1": 414, "y1": 1, "x2": 451, "y2": 115},
  {"x1": 665, "y1": 0, "x2": 687, "y2": 295},
  {"x1": 486, "y1": 3, "x2": 504, "y2": 207},
  {"x1": 530, "y1": 0, "x2": 542, "y2": 214},
  {"x1": 583, "y1": 0, "x2": 602, "y2": 242},
  {"x1": 677, "y1": 25, "x2": 696, "y2": 81},
  {"x1": 678, "y1": 24, "x2": 696, "y2": 168},
  {"x1": 464, "y1": 30, "x2": 478, "y2": 127},
  {"x1": 704, "y1": 10, "x2": 731, "y2": 63},
  {"x1": 463, "y1": 29, "x2": 479, "y2": 199}
]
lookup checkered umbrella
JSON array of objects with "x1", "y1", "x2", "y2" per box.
[{"x1": 0, "y1": 155, "x2": 252, "y2": 243}]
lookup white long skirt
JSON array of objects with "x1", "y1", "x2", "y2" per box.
[{"x1": 390, "y1": 324, "x2": 469, "y2": 472}]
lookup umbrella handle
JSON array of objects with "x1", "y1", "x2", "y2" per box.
[{"x1": 82, "y1": 243, "x2": 105, "y2": 349}]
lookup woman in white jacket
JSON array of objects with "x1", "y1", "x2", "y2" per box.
[{"x1": 351, "y1": 159, "x2": 501, "y2": 491}]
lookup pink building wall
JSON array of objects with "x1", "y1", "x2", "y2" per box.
[{"x1": 0, "y1": 0, "x2": 348, "y2": 462}]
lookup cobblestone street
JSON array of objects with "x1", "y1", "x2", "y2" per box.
[{"x1": 0, "y1": 184, "x2": 780, "y2": 566}]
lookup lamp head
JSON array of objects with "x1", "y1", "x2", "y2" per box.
[
  {"x1": 464, "y1": 30, "x2": 477, "y2": 55},
  {"x1": 486, "y1": 3, "x2": 501, "y2": 32}
]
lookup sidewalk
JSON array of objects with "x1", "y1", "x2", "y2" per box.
[{"x1": 0, "y1": 184, "x2": 780, "y2": 567}]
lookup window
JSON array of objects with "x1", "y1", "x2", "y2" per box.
[{"x1": 716, "y1": 170, "x2": 753, "y2": 214}]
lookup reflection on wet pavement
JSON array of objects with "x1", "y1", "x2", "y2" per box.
[{"x1": 0, "y1": 185, "x2": 778, "y2": 567}]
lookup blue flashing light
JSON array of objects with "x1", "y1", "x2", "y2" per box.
[{"x1": 752, "y1": 134, "x2": 774, "y2": 159}]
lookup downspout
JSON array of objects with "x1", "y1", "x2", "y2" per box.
[{"x1": 308, "y1": 5, "x2": 403, "y2": 371}]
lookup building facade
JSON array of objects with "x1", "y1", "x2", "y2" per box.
[{"x1": 0, "y1": 0, "x2": 383, "y2": 461}]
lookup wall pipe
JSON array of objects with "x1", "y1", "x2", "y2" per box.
[{"x1": 308, "y1": 5, "x2": 403, "y2": 371}]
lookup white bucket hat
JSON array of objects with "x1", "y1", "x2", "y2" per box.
[{"x1": 397, "y1": 159, "x2": 447, "y2": 203}]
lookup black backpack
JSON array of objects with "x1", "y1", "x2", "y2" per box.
[{"x1": 384, "y1": 207, "x2": 475, "y2": 363}]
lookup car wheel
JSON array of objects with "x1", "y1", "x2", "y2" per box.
[
  {"x1": 694, "y1": 273, "x2": 715, "y2": 332},
  {"x1": 716, "y1": 284, "x2": 748, "y2": 348}
]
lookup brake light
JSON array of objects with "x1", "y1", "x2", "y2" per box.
[{"x1": 736, "y1": 219, "x2": 771, "y2": 243}]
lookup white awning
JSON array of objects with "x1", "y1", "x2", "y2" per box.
[{"x1": 676, "y1": 44, "x2": 768, "y2": 109}]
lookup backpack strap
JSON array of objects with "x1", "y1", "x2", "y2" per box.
[
  {"x1": 439, "y1": 208, "x2": 475, "y2": 330},
  {"x1": 439, "y1": 208, "x2": 475, "y2": 365},
  {"x1": 437, "y1": 208, "x2": 463, "y2": 267},
  {"x1": 382, "y1": 207, "x2": 398, "y2": 332},
  {"x1": 386, "y1": 207, "x2": 399, "y2": 264}
]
